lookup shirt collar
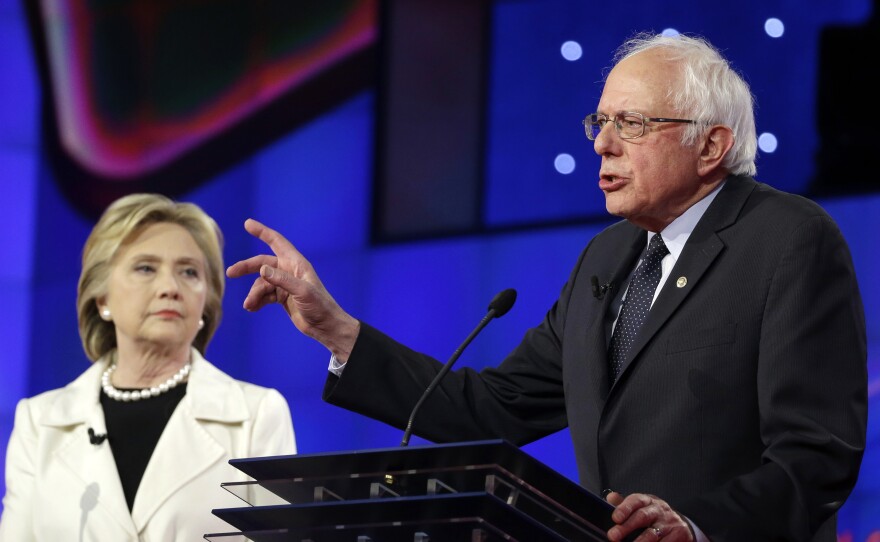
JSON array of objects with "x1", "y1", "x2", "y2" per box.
[{"x1": 647, "y1": 180, "x2": 726, "y2": 261}]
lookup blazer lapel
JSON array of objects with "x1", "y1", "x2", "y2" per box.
[
  {"x1": 44, "y1": 361, "x2": 138, "y2": 537},
  {"x1": 130, "y1": 351, "x2": 249, "y2": 531},
  {"x1": 589, "y1": 227, "x2": 647, "y2": 398},
  {"x1": 611, "y1": 177, "x2": 756, "y2": 388},
  {"x1": 129, "y1": 401, "x2": 226, "y2": 532}
]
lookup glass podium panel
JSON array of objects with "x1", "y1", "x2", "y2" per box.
[{"x1": 206, "y1": 440, "x2": 639, "y2": 542}]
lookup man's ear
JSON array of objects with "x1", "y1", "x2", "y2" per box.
[{"x1": 697, "y1": 125, "x2": 735, "y2": 176}]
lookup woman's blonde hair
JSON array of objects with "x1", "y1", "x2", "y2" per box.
[{"x1": 77, "y1": 193, "x2": 225, "y2": 361}]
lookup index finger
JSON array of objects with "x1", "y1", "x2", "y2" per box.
[
  {"x1": 226, "y1": 254, "x2": 277, "y2": 278},
  {"x1": 243, "y1": 218, "x2": 301, "y2": 258},
  {"x1": 226, "y1": 219, "x2": 300, "y2": 279}
]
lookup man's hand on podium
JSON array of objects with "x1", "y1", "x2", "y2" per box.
[{"x1": 605, "y1": 491, "x2": 695, "y2": 541}]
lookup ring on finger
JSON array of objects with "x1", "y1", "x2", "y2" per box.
[{"x1": 652, "y1": 526, "x2": 663, "y2": 538}]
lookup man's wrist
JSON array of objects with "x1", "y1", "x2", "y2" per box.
[{"x1": 323, "y1": 317, "x2": 360, "y2": 361}]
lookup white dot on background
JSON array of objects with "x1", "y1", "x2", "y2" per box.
[
  {"x1": 765, "y1": 18, "x2": 785, "y2": 38},
  {"x1": 560, "y1": 41, "x2": 582, "y2": 61},
  {"x1": 758, "y1": 132, "x2": 778, "y2": 153},
  {"x1": 661, "y1": 28, "x2": 681, "y2": 37},
  {"x1": 555, "y1": 153, "x2": 576, "y2": 174}
]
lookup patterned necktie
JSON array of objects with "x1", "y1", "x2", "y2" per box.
[{"x1": 608, "y1": 234, "x2": 669, "y2": 383}]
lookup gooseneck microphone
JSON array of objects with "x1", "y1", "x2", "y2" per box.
[{"x1": 400, "y1": 288, "x2": 517, "y2": 446}]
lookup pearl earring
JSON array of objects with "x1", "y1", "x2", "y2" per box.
[
  {"x1": 198, "y1": 318, "x2": 205, "y2": 330},
  {"x1": 101, "y1": 308, "x2": 111, "y2": 320}
]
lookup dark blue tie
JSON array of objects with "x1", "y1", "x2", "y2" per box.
[{"x1": 608, "y1": 234, "x2": 669, "y2": 383}]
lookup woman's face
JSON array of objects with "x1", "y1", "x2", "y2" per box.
[{"x1": 99, "y1": 222, "x2": 208, "y2": 355}]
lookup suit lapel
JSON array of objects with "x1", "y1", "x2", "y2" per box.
[
  {"x1": 45, "y1": 362, "x2": 138, "y2": 536},
  {"x1": 129, "y1": 398, "x2": 226, "y2": 531},
  {"x1": 608, "y1": 228, "x2": 650, "y2": 310},
  {"x1": 590, "y1": 227, "x2": 647, "y2": 398},
  {"x1": 610, "y1": 177, "x2": 756, "y2": 389},
  {"x1": 130, "y1": 351, "x2": 249, "y2": 531}
]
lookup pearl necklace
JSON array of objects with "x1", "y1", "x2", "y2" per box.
[{"x1": 101, "y1": 363, "x2": 191, "y2": 402}]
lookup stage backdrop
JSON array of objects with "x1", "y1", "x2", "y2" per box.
[{"x1": 1, "y1": 0, "x2": 878, "y2": 539}]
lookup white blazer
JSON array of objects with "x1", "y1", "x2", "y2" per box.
[{"x1": 0, "y1": 349, "x2": 296, "y2": 541}]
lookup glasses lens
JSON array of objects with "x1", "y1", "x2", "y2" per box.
[
  {"x1": 618, "y1": 113, "x2": 645, "y2": 139},
  {"x1": 585, "y1": 114, "x2": 603, "y2": 140}
]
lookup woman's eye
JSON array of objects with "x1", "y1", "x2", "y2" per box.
[
  {"x1": 135, "y1": 264, "x2": 155, "y2": 273},
  {"x1": 183, "y1": 268, "x2": 199, "y2": 278}
]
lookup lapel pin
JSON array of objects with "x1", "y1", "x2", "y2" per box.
[{"x1": 676, "y1": 276, "x2": 687, "y2": 288}]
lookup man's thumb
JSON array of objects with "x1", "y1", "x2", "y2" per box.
[{"x1": 260, "y1": 264, "x2": 284, "y2": 284}]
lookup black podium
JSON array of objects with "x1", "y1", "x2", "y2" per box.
[{"x1": 206, "y1": 439, "x2": 634, "y2": 541}]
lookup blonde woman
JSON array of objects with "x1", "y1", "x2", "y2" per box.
[{"x1": 0, "y1": 193, "x2": 295, "y2": 541}]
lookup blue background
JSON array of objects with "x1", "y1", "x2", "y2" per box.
[{"x1": 1, "y1": 0, "x2": 878, "y2": 538}]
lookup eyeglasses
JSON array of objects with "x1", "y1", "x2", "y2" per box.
[{"x1": 583, "y1": 112, "x2": 696, "y2": 140}]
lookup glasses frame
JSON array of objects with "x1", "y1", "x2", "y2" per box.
[{"x1": 582, "y1": 112, "x2": 696, "y2": 140}]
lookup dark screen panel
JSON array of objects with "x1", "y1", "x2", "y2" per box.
[{"x1": 373, "y1": 0, "x2": 491, "y2": 242}]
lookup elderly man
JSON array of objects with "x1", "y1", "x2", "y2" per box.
[{"x1": 228, "y1": 32, "x2": 867, "y2": 542}]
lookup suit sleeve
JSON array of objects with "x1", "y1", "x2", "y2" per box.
[
  {"x1": 682, "y1": 214, "x2": 868, "y2": 541},
  {"x1": 322, "y1": 245, "x2": 592, "y2": 446},
  {"x1": 0, "y1": 399, "x2": 37, "y2": 542}
]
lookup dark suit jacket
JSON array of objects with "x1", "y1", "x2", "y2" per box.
[{"x1": 325, "y1": 176, "x2": 867, "y2": 542}]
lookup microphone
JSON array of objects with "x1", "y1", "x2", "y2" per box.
[
  {"x1": 590, "y1": 275, "x2": 612, "y2": 299},
  {"x1": 88, "y1": 427, "x2": 107, "y2": 445},
  {"x1": 400, "y1": 288, "x2": 517, "y2": 446}
]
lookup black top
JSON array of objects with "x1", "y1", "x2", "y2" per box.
[{"x1": 100, "y1": 384, "x2": 187, "y2": 511}]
